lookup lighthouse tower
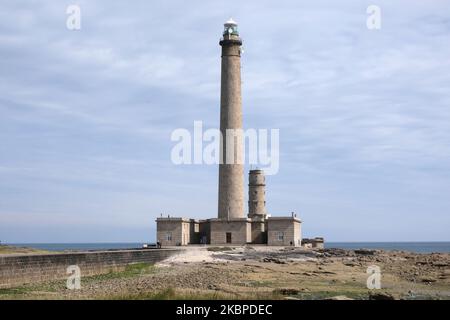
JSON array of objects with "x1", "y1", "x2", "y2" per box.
[
  {"x1": 217, "y1": 19, "x2": 245, "y2": 220},
  {"x1": 156, "y1": 19, "x2": 305, "y2": 247},
  {"x1": 248, "y1": 169, "x2": 267, "y2": 243},
  {"x1": 248, "y1": 169, "x2": 267, "y2": 219}
]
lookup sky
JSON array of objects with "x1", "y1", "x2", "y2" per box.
[{"x1": 0, "y1": 0, "x2": 449, "y2": 243}]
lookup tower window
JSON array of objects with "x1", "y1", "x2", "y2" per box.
[
  {"x1": 277, "y1": 232, "x2": 284, "y2": 241},
  {"x1": 166, "y1": 232, "x2": 172, "y2": 241}
]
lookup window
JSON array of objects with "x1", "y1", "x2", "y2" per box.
[
  {"x1": 277, "y1": 232, "x2": 284, "y2": 241},
  {"x1": 166, "y1": 232, "x2": 172, "y2": 241}
]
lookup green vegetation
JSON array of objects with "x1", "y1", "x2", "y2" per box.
[
  {"x1": 109, "y1": 288, "x2": 232, "y2": 300},
  {"x1": 0, "y1": 281, "x2": 59, "y2": 299},
  {"x1": 0, "y1": 287, "x2": 31, "y2": 295},
  {"x1": 246, "y1": 280, "x2": 274, "y2": 287},
  {"x1": 0, "y1": 263, "x2": 157, "y2": 300},
  {"x1": 108, "y1": 287, "x2": 282, "y2": 300},
  {"x1": 290, "y1": 290, "x2": 367, "y2": 300},
  {"x1": 84, "y1": 263, "x2": 156, "y2": 282},
  {"x1": 0, "y1": 245, "x2": 53, "y2": 255}
]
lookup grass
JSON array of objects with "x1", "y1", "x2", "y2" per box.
[
  {"x1": 83, "y1": 263, "x2": 156, "y2": 282},
  {"x1": 109, "y1": 288, "x2": 233, "y2": 300},
  {"x1": 0, "y1": 287, "x2": 31, "y2": 295},
  {"x1": 108, "y1": 287, "x2": 283, "y2": 300},
  {"x1": 0, "y1": 281, "x2": 60, "y2": 299},
  {"x1": 0, "y1": 245, "x2": 53, "y2": 255},
  {"x1": 245, "y1": 280, "x2": 274, "y2": 287},
  {"x1": 292, "y1": 290, "x2": 367, "y2": 300},
  {"x1": 0, "y1": 262, "x2": 157, "y2": 299}
]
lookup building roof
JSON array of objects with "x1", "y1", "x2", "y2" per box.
[
  {"x1": 155, "y1": 217, "x2": 191, "y2": 222},
  {"x1": 267, "y1": 216, "x2": 302, "y2": 223},
  {"x1": 225, "y1": 18, "x2": 237, "y2": 26}
]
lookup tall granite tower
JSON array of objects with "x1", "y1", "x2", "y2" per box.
[
  {"x1": 156, "y1": 19, "x2": 305, "y2": 246},
  {"x1": 217, "y1": 19, "x2": 244, "y2": 219}
]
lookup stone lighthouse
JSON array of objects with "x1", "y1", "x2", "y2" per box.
[
  {"x1": 217, "y1": 18, "x2": 245, "y2": 220},
  {"x1": 156, "y1": 19, "x2": 305, "y2": 247}
]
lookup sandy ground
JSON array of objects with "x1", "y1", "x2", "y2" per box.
[
  {"x1": 1, "y1": 246, "x2": 449, "y2": 300},
  {"x1": 156, "y1": 246, "x2": 316, "y2": 266},
  {"x1": 157, "y1": 247, "x2": 230, "y2": 265}
]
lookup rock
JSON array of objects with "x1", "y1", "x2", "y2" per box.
[
  {"x1": 354, "y1": 249, "x2": 377, "y2": 255},
  {"x1": 421, "y1": 277, "x2": 437, "y2": 283},
  {"x1": 368, "y1": 291, "x2": 396, "y2": 300},
  {"x1": 262, "y1": 257, "x2": 286, "y2": 264},
  {"x1": 325, "y1": 295, "x2": 354, "y2": 300},
  {"x1": 433, "y1": 262, "x2": 448, "y2": 267},
  {"x1": 323, "y1": 248, "x2": 348, "y2": 257},
  {"x1": 312, "y1": 270, "x2": 337, "y2": 275},
  {"x1": 274, "y1": 288, "x2": 300, "y2": 295}
]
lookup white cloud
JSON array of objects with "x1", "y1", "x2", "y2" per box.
[{"x1": 0, "y1": 0, "x2": 449, "y2": 241}]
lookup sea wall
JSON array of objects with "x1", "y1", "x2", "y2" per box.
[{"x1": 0, "y1": 248, "x2": 183, "y2": 288}]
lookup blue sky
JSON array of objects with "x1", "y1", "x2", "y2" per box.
[{"x1": 0, "y1": 0, "x2": 449, "y2": 242}]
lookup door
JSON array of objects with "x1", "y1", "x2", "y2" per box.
[{"x1": 226, "y1": 232, "x2": 232, "y2": 244}]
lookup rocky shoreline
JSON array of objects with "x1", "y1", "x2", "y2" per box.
[{"x1": 0, "y1": 246, "x2": 448, "y2": 300}]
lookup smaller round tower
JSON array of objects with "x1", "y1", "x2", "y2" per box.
[{"x1": 248, "y1": 169, "x2": 267, "y2": 219}]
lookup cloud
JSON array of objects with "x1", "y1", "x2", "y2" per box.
[{"x1": 0, "y1": 0, "x2": 449, "y2": 242}]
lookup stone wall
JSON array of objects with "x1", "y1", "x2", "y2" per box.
[
  {"x1": 267, "y1": 217, "x2": 302, "y2": 246},
  {"x1": 156, "y1": 218, "x2": 192, "y2": 246},
  {"x1": 302, "y1": 237, "x2": 324, "y2": 249},
  {"x1": 250, "y1": 221, "x2": 266, "y2": 244},
  {"x1": 199, "y1": 220, "x2": 211, "y2": 244},
  {"x1": 0, "y1": 248, "x2": 182, "y2": 288},
  {"x1": 189, "y1": 220, "x2": 200, "y2": 244},
  {"x1": 210, "y1": 219, "x2": 251, "y2": 244}
]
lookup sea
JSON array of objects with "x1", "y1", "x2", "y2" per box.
[{"x1": 5, "y1": 242, "x2": 450, "y2": 253}]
